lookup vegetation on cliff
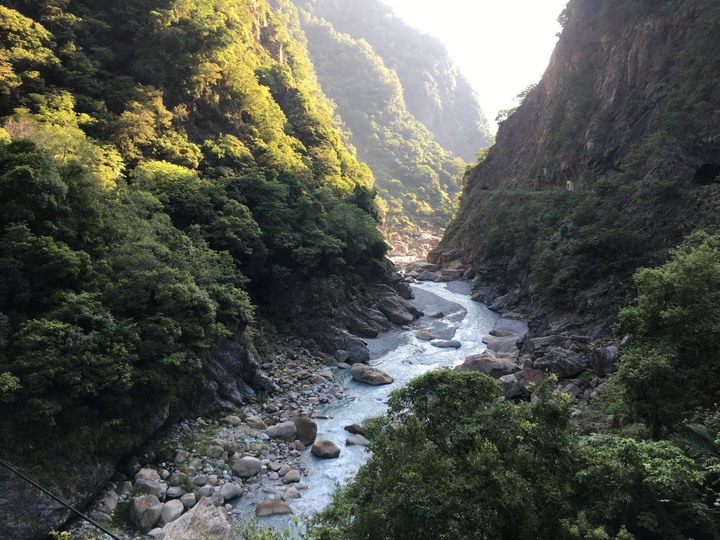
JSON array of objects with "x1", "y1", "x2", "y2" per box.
[
  {"x1": 0, "y1": 0, "x2": 388, "y2": 454},
  {"x1": 293, "y1": 0, "x2": 491, "y2": 246}
]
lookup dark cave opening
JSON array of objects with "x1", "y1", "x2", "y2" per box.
[{"x1": 694, "y1": 163, "x2": 720, "y2": 185}]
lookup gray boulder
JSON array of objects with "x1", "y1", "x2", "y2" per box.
[
  {"x1": 346, "y1": 434, "x2": 371, "y2": 446},
  {"x1": 220, "y1": 482, "x2": 243, "y2": 500},
  {"x1": 256, "y1": 499, "x2": 293, "y2": 517},
  {"x1": 430, "y1": 339, "x2": 461, "y2": 349},
  {"x1": 534, "y1": 348, "x2": 589, "y2": 378},
  {"x1": 265, "y1": 421, "x2": 298, "y2": 441},
  {"x1": 291, "y1": 416, "x2": 318, "y2": 446},
  {"x1": 312, "y1": 440, "x2": 342, "y2": 459},
  {"x1": 129, "y1": 495, "x2": 164, "y2": 531},
  {"x1": 232, "y1": 457, "x2": 262, "y2": 478},
  {"x1": 351, "y1": 364, "x2": 394, "y2": 385},
  {"x1": 158, "y1": 497, "x2": 231, "y2": 539},
  {"x1": 135, "y1": 479, "x2": 167, "y2": 500},
  {"x1": 377, "y1": 296, "x2": 416, "y2": 325},
  {"x1": 454, "y1": 350, "x2": 520, "y2": 378},
  {"x1": 160, "y1": 499, "x2": 185, "y2": 525}
]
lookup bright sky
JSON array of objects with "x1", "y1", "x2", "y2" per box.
[{"x1": 381, "y1": 0, "x2": 568, "y2": 134}]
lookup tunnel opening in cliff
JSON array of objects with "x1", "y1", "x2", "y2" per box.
[{"x1": 694, "y1": 163, "x2": 720, "y2": 185}]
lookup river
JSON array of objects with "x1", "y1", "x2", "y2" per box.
[{"x1": 231, "y1": 280, "x2": 503, "y2": 536}]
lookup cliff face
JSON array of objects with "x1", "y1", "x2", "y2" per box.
[
  {"x1": 293, "y1": 0, "x2": 492, "y2": 162},
  {"x1": 435, "y1": 0, "x2": 720, "y2": 322}
]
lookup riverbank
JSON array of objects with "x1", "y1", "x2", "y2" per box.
[{"x1": 67, "y1": 281, "x2": 499, "y2": 539}]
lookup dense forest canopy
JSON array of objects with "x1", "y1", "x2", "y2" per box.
[{"x1": 0, "y1": 0, "x2": 389, "y2": 453}]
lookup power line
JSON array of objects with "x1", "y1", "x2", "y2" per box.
[{"x1": 0, "y1": 459, "x2": 121, "y2": 540}]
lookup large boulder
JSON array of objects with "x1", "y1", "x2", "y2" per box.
[
  {"x1": 232, "y1": 457, "x2": 261, "y2": 478},
  {"x1": 256, "y1": 499, "x2": 293, "y2": 517},
  {"x1": 312, "y1": 440, "x2": 341, "y2": 459},
  {"x1": 534, "y1": 348, "x2": 589, "y2": 378},
  {"x1": 482, "y1": 335, "x2": 520, "y2": 354},
  {"x1": 344, "y1": 336, "x2": 370, "y2": 364},
  {"x1": 350, "y1": 364, "x2": 394, "y2": 386},
  {"x1": 157, "y1": 497, "x2": 231, "y2": 539},
  {"x1": 377, "y1": 295, "x2": 417, "y2": 325},
  {"x1": 291, "y1": 416, "x2": 318, "y2": 446},
  {"x1": 160, "y1": 499, "x2": 185, "y2": 525},
  {"x1": 219, "y1": 482, "x2": 243, "y2": 501},
  {"x1": 454, "y1": 350, "x2": 520, "y2": 378},
  {"x1": 265, "y1": 421, "x2": 297, "y2": 441},
  {"x1": 129, "y1": 495, "x2": 164, "y2": 531}
]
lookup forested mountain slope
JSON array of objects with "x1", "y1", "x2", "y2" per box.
[
  {"x1": 0, "y1": 0, "x2": 389, "y2": 536},
  {"x1": 293, "y1": 0, "x2": 492, "y2": 252},
  {"x1": 434, "y1": 0, "x2": 720, "y2": 318}
]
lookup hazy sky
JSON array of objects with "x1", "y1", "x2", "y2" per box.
[{"x1": 381, "y1": 0, "x2": 568, "y2": 133}]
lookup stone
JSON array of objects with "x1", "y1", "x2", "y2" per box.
[
  {"x1": 245, "y1": 416, "x2": 267, "y2": 430},
  {"x1": 265, "y1": 421, "x2": 298, "y2": 441},
  {"x1": 180, "y1": 493, "x2": 197, "y2": 510},
  {"x1": 430, "y1": 339, "x2": 462, "y2": 349},
  {"x1": 161, "y1": 499, "x2": 185, "y2": 525},
  {"x1": 481, "y1": 336, "x2": 519, "y2": 353},
  {"x1": 312, "y1": 440, "x2": 341, "y2": 459},
  {"x1": 285, "y1": 486, "x2": 301, "y2": 499},
  {"x1": 232, "y1": 457, "x2": 262, "y2": 478},
  {"x1": 89, "y1": 511, "x2": 111, "y2": 523},
  {"x1": 377, "y1": 295, "x2": 416, "y2": 325},
  {"x1": 454, "y1": 350, "x2": 520, "y2": 378},
  {"x1": 135, "y1": 468, "x2": 161, "y2": 483},
  {"x1": 220, "y1": 482, "x2": 243, "y2": 500},
  {"x1": 157, "y1": 497, "x2": 231, "y2": 540},
  {"x1": 196, "y1": 486, "x2": 214, "y2": 498},
  {"x1": 344, "y1": 423, "x2": 366, "y2": 436},
  {"x1": 283, "y1": 469, "x2": 302, "y2": 484},
  {"x1": 346, "y1": 434, "x2": 370, "y2": 446},
  {"x1": 278, "y1": 464, "x2": 291, "y2": 476},
  {"x1": 148, "y1": 528, "x2": 163, "y2": 539},
  {"x1": 99, "y1": 490, "x2": 118, "y2": 513},
  {"x1": 166, "y1": 486, "x2": 186, "y2": 499},
  {"x1": 174, "y1": 450, "x2": 191, "y2": 464},
  {"x1": 334, "y1": 350, "x2": 350, "y2": 363},
  {"x1": 499, "y1": 374, "x2": 524, "y2": 399},
  {"x1": 221, "y1": 415, "x2": 242, "y2": 426},
  {"x1": 129, "y1": 495, "x2": 164, "y2": 531},
  {"x1": 561, "y1": 383, "x2": 583, "y2": 399},
  {"x1": 350, "y1": 364, "x2": 394, "y2": 385},
  {"x1": 415, "y1": 330, "x2": 435, "y2": 341},
  {"x1": 168, "y1": 472, "x2": 188, "y2": 487},
  {"x1": 211, "y1": 493, "x2": 224, "y2": 507},
  {"x1": 135, "y1": 479, "x2": 168, "y2": 500},
  {"x1": 267, "y1": 461, "x2": 282, "y2": 472},
  {"x1": 205, "y1": 445, "x2": 225, "y2": 459},
  {"x1": 344, "y1": 336, "x2": 371, "y2": 364},
  {"x1": 256, "y1": 499, "x2": 293, "y2": 518},
  {"x1": 291, "y1": 416, "x2": 318, "y2": 446},
  {"x1": 534, "y1": 348, "x2": 589, "y2": 378}
]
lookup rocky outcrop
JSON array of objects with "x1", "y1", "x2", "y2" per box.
[{"x1": 455, "y1": 350, "x2": 520, "y2": 378}]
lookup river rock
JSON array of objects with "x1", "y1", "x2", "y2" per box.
[
  {"x1": 256, "y1": 499, "x2": 293, "y2": 517},
  {"x1": 161, "y1": 499, "x2": 185, "y2": 525},
  {"x1": 135, "y1": 468, "x2": 161, "y2": 483},
  {"x1": 291, "y1": 416, "x2": 318, "y2": 446},
  {"x1": 312, "y1": 440, "x2": 341, "y2": 459},
  {"x1": 221, "y1": 415, "x2": 242, "y2": 426},
  {"x1": 166, "y1": 486, "x2": 186, "y2": 499},
  {"x1": 431, "y1": 339, "x2": 461, "y2": 349},
  {"x1": 157, "y1": 497, "x2": 231, "y2": 539},
  {"x1": 89, "y1": 511, "x2": 111, "y2": 523},
  {"x1": 175, "y1": 450, "x2": 191, "y2": 464},
  {"x1": 135, "y1": 479, "x2": 167, "y2": 500},
  {"x1": 283, "y1": 469, "x2": 302, "y2": 484},
  {"x1": 534, "y1": 348, "x2": 589, "y2": 378},
  {"x1": 415, "y1": 330, "x2": 435, "y2": 341},
  {"x1": 454, "y1": 350, "x2": 520, "y2": 378},
  {"x1": 482, "y1": 336, "x2": 520, "y2": 353},
  {"x1": 99, "y1": 490, "x2": 118, "y2": 513},
  {"x1": 265, "y1": 421, "x2": 298, "y2": 441},
  {"x1": 232, "y1": 457, "x2": 261, "y2": 478},
  {"x1": 180, "y1": 493, "x2": 197, "y2": 509},
  {"x1": 344, "y1": 336, "x2": 371, "y2": 364},
  {"x1": 168, "y1": 472, "x2": 188, "y2": 487},
  {"x1": 245, "y1": 415, "x2": 267, "y2": 430},
  {"x1": 205, "y1": 445, "x2": 225, "y2": 459},
  {"x1": 220, "y1": 482, "x2": 243, "y2": 500},
  {"x1": 350, "y1": 364, "x2": 394, "y2": 385},
  {"x1": 129, "y1": 495, "x2": 164, "y2": 531},
  {"x1": 346, "y1": 434, "x2": 370, "y2": 446},
  {"x1": 377, "y1": 295, "x2": 416, "y2": 325}
]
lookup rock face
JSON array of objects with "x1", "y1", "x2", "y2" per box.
[
  {"x1": 158, "y1": 497, "x2": 231, "y2": 539},
  {"x1": 350, "y1": 364, "x2": 394, "y2": 386},
  {"x1": 312, "y1": 440, "x2": 342, "y2": 459}
]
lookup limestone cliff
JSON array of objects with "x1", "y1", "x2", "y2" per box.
[{"x1": 434, "y1": 0, "x2": 720, "y2": 323}]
